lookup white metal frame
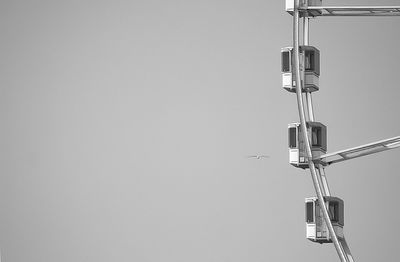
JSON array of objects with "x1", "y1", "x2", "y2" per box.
[
  {"x1": 302, "y1": 6, "x2": 400, "y2": 17},
  {"x1": 285, "y1": 1, "x2": 400, "y2": 262},
  {"x1": 316, "y1": 136, "x2": 400, "y2": 166}
]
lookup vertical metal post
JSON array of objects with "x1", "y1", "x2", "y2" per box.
[
  {"x1": 303, "y1": 93, "x2": 310, "y2": 122},
  {"x1": 303, "y1": 16, "x2": 309, "y2": 45},
  {"x1": 319, "y1": 166, "x2": 331, "y2": 196},
  {"x1": 316, "y1": 167, "x2": 326, "y2": 195},
  {"x1": 307, "y1": 93, "x2": 315, "y2": 121},
  {"x1": 293, "y1": 1, "x2": 348, "y2": 261},
  {"x1": 303, "y1": 16, "x2": 316, "y2": 121}
]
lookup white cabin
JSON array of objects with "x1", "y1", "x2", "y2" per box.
[
  {"x1": 281, "y1": 46, "x2": 320, "y2": 93},
  {"x1": 305, "y1": 196, "x2": 344, "y2": 243},
  {"x1": 288, "y1": 122, "x2": 327, "y2": 168}
]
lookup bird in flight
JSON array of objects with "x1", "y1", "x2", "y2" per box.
[{"x1": 247, "y1": 155, "x2": 270, "y2": 160}]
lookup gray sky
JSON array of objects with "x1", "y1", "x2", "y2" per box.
[{"x1": 0, "y1": 0, "x2": 399, "y2": 261}]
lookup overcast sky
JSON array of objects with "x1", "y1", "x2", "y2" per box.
[{"x1": 0, "y1": 1, "x2": 399, "y2": 261}]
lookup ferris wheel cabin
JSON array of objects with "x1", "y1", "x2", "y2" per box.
[
  {"x1": 288, "y1": 122, "x2": 327, "y2": 168},
  {"x1": 281, "y1": 46, "x2": 320, "y2": 93},
  {"x1": 305, "y1": 196, "x2": 344, "y2": 243}
]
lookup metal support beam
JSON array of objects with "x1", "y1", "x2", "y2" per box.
[
  {"x1": 319, "y1": 166, "x2": 331, "y2": 196},
  {"x1": 307, "y1": 93, "x2": 315, "y2": 121},
  {"x1": 302, "y1": 16, "x2": 316, "y2": 122},
  {"x1": 303, "y1": 16, "x2": 309, "y2": 45},
  {"x1": 299, "y1": 6, "x2": 400, "y2": 17},
  {"x1": 340, "y1": 238, "x2": 355, "y2": 262}
]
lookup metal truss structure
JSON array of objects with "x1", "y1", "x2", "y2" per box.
[
  {"x1": 284, "y1": 1, "x2": 400, "y2": 262},
  {"x1": 300, "y1": 6, "x2": 400, "y2": 17}
]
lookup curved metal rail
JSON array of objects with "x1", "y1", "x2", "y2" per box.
[{"x1": 292, "y1": 1, "x2": 350, "y2": 261}]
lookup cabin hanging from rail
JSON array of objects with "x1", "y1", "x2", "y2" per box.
[
  {"x1": 305, "y1": 196, "x2": 344, "y2": 243},
  {"x1": 281, "y1": 46, "x2": 320, "y2": 93},
  {"x1": 288, "y1": 122, "x2": 327, "y2": 168}
]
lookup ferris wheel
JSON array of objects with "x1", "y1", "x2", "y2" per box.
[{"x1": 282, "y1": 1, "x2": 400, "y2": 262}]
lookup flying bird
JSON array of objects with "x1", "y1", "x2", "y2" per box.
[{"x1": 247, "y1": 155, "x2": 270, "y2": 160}]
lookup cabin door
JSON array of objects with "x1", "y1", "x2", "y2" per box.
[{"x1": 315, "y1": 201, "x2": 328, "y2": 238}]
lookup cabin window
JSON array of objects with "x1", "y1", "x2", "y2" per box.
[
  {"x1": 329, "y1": 202, "x2": 339, "y2": 223},
  {"x1": 311, "y1": 126, "x2": 321, "y2": 147},
  {"x1": 282, "y1": 51, "x2": 290, "y2": 72},
  {"x1": 305, "y1": 50, "x2": 315, "y2": 71},
  {"x1": 306, "y1": 202, "x2": 314, "y2": 223},
  {"x1": 289, "y1": 127, "x2": 297, "y2": 148}
]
